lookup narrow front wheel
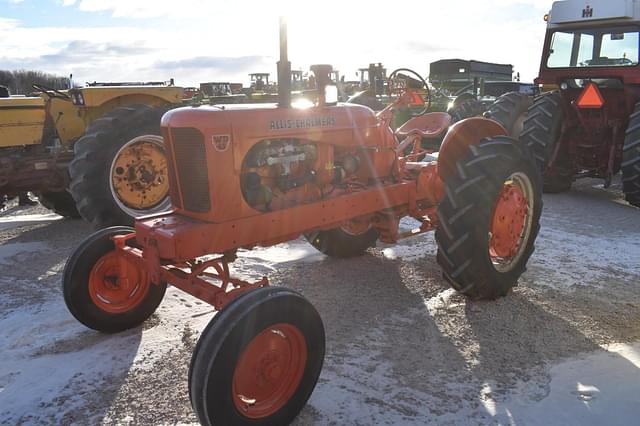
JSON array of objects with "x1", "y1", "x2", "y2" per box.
[
  {"x1": 189, "y1": 287, "x2": 325, "y2": 426},
  {"x1": 62, "y1": 226, "x2": 167, "y2": 332}
]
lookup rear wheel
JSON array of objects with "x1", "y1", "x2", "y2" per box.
[
  {"x1": 37, "y1": 190, "x2": 80, "y2": 218},
  {"x1": 448, "y1": 98, "x2": 485, "y2": 123},
  {"x1": 622, "y1": 102, "x2": 640, "y2": 208},
  {"x1": 435, "y1": 137, "x2": 542, "y2": 300},
  {"x1": 69, "y1": 104, "x2": 172, "y2": 228},
  {"x1": 305, "y1": 222, "x2": 378, "y2": 258},
  {"x1": 484, "y1": 92, "x2": 532, "y2": 137},
  {"x1": 520, "y1": 91, "x2": 573, "y2": 193},
  {"x1": 189, "y1": 287, "x2": 325, "y2": 426},
  {"x1": 62, "y1": 226, "x2": 167, "y2": 332}
]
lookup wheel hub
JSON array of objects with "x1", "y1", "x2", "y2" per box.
[
  {"x1": 88, "y1": 250, "x2": 150, "y2": 314},
  {"x1": 232, "y1": 323, "x2": 307, "y2": 418},
  {"x1": 111, "y1": 139, "x2": 169, "y2": 210},
  {"x1": 490, "y1": 179, "x2": 530, "y2": 261}
]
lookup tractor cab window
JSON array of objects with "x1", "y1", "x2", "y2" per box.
[{"x1": 547, "y1": 27, "x2": 639, "y2": 68}]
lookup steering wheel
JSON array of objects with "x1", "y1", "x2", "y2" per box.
[
  {"x1": 32, "y1": 83, "x2": 70, "y2": 100},
  {"x1": 387, "y1": 68, "x2": 431, "y2": 115}
]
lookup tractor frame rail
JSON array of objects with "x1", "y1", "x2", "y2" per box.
[{"x1": 112, "y1": 233, "x2": 268, "y2": 311}]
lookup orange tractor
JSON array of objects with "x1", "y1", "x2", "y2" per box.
[{"x1": 63, "y1": 21, "x2": 542, "y2": 425}]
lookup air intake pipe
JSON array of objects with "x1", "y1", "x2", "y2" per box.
[{"x1": 277, "y1": 17, "x2": 291, "y2": 108}]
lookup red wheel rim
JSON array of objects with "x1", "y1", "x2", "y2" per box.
[
  {"x1": 489, "y1": 180, "x2": 529, "y2": 262},
  {"x1": 232, "y1": 323, "x2": 307, "y2": 419},
  {"x1": 88, "y1": 251, "x2": 150, "y2": 314}
]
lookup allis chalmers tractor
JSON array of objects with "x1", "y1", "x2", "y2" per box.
[
  {"x1": 63, "y1": 21, "x2": 542, "y2": 425},
  {"x1": 0, "y1": 81, "x2": 183, "y2": 226},
  {"x1": 520, "y1": 0, "x2": 640, "y2": 206}
]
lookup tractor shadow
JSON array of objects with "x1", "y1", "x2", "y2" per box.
[{"x1": 274, "y1": 241, "x2": 640, "y2": 424}]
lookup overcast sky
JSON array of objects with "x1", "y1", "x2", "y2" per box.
[{"x1": 1, "y1": 0, "x2": 552, "y2": 87}]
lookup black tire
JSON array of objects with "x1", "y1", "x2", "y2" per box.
[
  {"x1": 305, "y1": 227, "x2": 378, "y2": 258},
  {"x1": 484, "y1": 92, "x2": 532, "y2": 137},
  {"x1": 62, "y1": 226, "x2": 167, "y2": 333},
  {"x1": 622, "y1": 102, "x2": 640, "y2": 208},
  {"x1": 448, "y1": 99, "x2": 485, "y2": 123},
  {"x1": 520, "y1": 91, "x2": 573, "y2": 192},
  {"x1": 37, "y1": 190, "x2": 81, "y2": 218},
  {"x1": 69, "y1": 104, "x2": 171, "y2": 228},
  {"x1": 189, "y1": 287, "x2": 325, "y2": 426},
  {"x1": 346, "y1": 90, "x2": 385, "y2": 111},
  {"x1": 435, "y1": 136, "x2": 542, "y2": 300}
]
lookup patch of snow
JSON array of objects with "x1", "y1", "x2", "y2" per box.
[
  {"x1": 526, "y1": 227, "x2": 640, "y2": 290},
  {"x1": 237, "y1": 239, "x2": 325, "y2": 265},
  {"x1": 491, "y1": 342, "x2": 640, "y2": 425},
  {"x1": 0, "y1": 213, "x2": 61, "y2": 231},
  {"x1": 424, "y1": 288, "x2": 459, "y2": 314},
  {"x1": 0, "y1": 287, "x2": 210, "y2": 424},
  {"x1": 381, "y1": 237, "x2": 436, "y2": 261}
]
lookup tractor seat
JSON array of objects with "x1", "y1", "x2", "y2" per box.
[{"x1": 395, "y1": 112, "x2": 451, "y2": 139}]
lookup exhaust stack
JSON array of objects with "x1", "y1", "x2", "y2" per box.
[{"x1": 277, "y1": 17, "x2": 291, "y2": 108}]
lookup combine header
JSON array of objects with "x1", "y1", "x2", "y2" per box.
[{"x1": 63, "y1": 19, "x2": 543, "y2": 425}]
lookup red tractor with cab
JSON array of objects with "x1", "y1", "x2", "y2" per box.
[
  {"x1": 63, "y1": 20, "x2": 543, "y2": 425},
  {"x1": 521, "y1": 0, "x2": 640, "y2": 206}
]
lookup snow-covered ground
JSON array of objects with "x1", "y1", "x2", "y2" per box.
[{"x1": 1, "y1": 178, "x2": 639, "y2": 425}]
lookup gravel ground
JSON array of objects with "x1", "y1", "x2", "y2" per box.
[{"x1": 0, "y1": 177, "x2": 639, "y2": 425}]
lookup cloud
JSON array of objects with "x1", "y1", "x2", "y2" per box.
[
  {"x1": 0, "y1": 17, "x2": 19, "y2": 30},
  {"x1": 3, "y1": 0, "x2": 552, "y2": 84},
  {"x1": 155, "y1": 55, "x2": 270, "y2": 71}
]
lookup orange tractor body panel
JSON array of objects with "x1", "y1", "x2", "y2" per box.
[{"x1": 160, "y1": 103, "x2": 397, "y2": 225}]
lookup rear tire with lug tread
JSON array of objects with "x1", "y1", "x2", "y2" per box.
[
  {"x1": 189, "y1": 287, "x2": 325, "y2": 426},
  {"x1": 69, "y1": 104, "x2": 172, "y2": 228},
  {"x1": 519, "y1": 91, "x2": 573, "y2": 193},
  {"x1": 435, "y1": 136, "x2": 542, "y2": 300},
  {"x1": 622, "y1": 102, "x2": 640, "y2": 207},
  {"x1": 448, "y1": 98, "x2": 485, "y2": 123},
  {"x1": 62, "y1": 226, "x2": 167, "y2": 333},
  {"x1": 37, "y1": 190, "x2": 80, "y2": 218},
  {"x1": 484, "y1": 91, "x2": 532, "y2": 137}
]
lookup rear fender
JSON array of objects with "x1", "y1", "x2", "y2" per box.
[{"x1": 437, "y1": 117, "x2": 507, "y2": 179}]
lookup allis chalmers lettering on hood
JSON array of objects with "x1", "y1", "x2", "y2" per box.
[{"x1": 269, "y1": 116, "x2": 337, "y2": 130}]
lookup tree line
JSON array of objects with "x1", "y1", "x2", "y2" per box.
[{"x1": 0, "y1": 70, "x2": 70, "y2": 95}]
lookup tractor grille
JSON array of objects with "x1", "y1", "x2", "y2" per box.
[
  {"x1": 163, "y1": 135, "x2": 182, "y2": 210},
  {"x1": 169, "y1": 128, "x2": 211, "y2": 212}
]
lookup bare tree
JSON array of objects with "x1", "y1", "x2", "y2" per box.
[{"x1": 0, "y1": 70, "x2": 69, "y2": 95}]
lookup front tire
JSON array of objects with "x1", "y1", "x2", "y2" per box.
[
  {"x1": 622, "y1": 102, "x2": 640, "y2": 208},
  {"x1": 189, "y1": 287, "x2": 325, "y2": 426},
  {"x1": 435, "y1": 137, "x2": 542, "y2": 300},
  {"x1": 69, "y1": 104, "x2": 172, "y2": 228},
  {"x1": 62, "y1": 226, "x2": 167, "y2": 333}
]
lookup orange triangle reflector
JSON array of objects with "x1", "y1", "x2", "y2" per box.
[
  {"x1": 409, "y1": 92, "x2": 424, "y2": 106},
  {"x1": 577, "y1": 82, "x2": 604, "y2": 109}
]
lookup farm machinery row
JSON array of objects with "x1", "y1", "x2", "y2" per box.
[{"x1": 63, "y1": 19, "x2": 543, "y2": 425}]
